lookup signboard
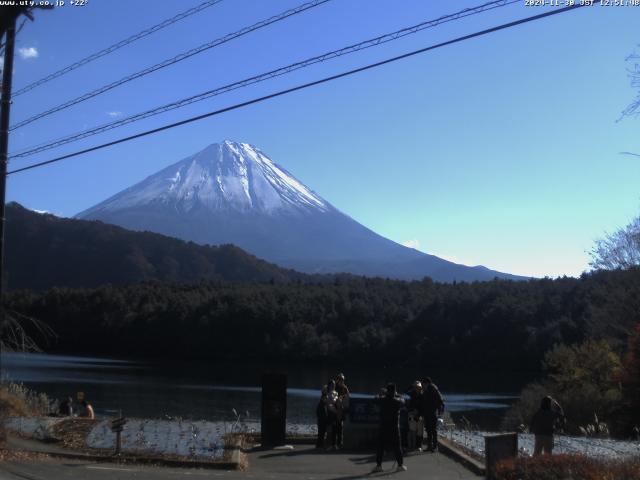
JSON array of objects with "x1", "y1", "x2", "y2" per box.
[
  {"x1": 111, "y1": 417, "x2": 127, "y2": 432},
  {"x1": 76, "y1": 391, "x2": 85, "y2": 401},
  {"x1": 261, "y1": 373, "x2": 287, "y2": 446},
  {"x1": 111, "y1": 415, "x2": 127, "y2": 455},
  {"x1": 485, "y1": 433, "x2": 518, "y2": 479},
  {"x1": 348, "y1": 398, "x2": 381, "y2": 424}
]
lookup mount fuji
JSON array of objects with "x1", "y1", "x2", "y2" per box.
[{"x1": 76, "y1": 140, "x2": 525, "y2": 282}]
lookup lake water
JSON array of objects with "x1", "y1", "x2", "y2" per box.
[{"x1": 0, "y1": 352, "x2": 522, "y2": 429}]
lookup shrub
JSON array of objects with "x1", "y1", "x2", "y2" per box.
[
  {"x1": 501, "y1": 382, "x2": 547, "y2": 431},
  {"x1": 621, "y1": 324, "x2": 640, "y2": 432},
  {"x1": 0, "y1": 382, "x2": 57, "y2": 444},
  {"x1": 579, "y1": 413, "x2": 611, "y2": 438},
  {"x1": 502, "y1": 340, "x2": 623, "y2": 435},
  {"x1": 544, "y1": 340, "x2": 622, "y2": 433},
  {"x1": 0, "y1": 382, "x2": 57, "y2": 417},
  {"x1": 494, "y1": 454, "x2": 640, "y2": 480},
  {"x1": 0, "y1": 388, "x2": 31, "y2": 418}
]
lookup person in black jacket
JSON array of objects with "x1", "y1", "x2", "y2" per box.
[
  {"x1": 372, "y1": 383, "x2": 407, "y2": 473},
  {"x1": 58, "y1": 396, "x2": 73, "y2": 416},
  {"x1": 325, "y1": 380, "x2": 340, "y2": 450},
  {"x1": 422, "y1": 377, "x2": 444, "y2": 452},
  {"x1": 315, "y1": 386, "x2": 329, "y2": 448},
  {"x1": 530, "y1": 396, "x2": 564, "y2": 455},
  {"x1": 334, "y1": 373, "x2": 350, "y2": 449}
]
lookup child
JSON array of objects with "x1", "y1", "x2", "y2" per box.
[
  {"x1": 408, "y1": 412, "x2": 418, "y2": 450},
  {"x1": 416, "y1": 414, "x2": 424, "y2": 451}
]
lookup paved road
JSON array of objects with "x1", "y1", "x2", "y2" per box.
[
  {"x1": 0, "y1": 447, "x2": 479, "y2": 480},
  {"x1": 0, "y1": 445, "x2": 479, "y2": 479}
]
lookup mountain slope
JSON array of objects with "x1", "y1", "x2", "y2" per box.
[
  {"x1": 77, "y1": 140, "x2": 526, "y2": 282},
  {"x1": 5, "y1": 203, "x2": 309, "y2": 290}
]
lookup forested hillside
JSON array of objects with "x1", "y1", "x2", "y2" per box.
[{"x1": 5, "y1": 203, "x2": 310, "y2": 289}]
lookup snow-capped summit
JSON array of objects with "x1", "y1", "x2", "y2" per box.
[
  {"x1": 77, "y1": 141, "x2": 525, "y2": 282},
  {"x1": 80, "y1": 140, "x2": 329, "y2": 217}
]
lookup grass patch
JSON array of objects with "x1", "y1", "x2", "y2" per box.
[{"x1": 0, "y1": 448, "x2": 51, "y2": 462}]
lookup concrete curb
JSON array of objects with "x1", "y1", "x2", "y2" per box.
[
  {"x1": 10, "y1": 448, "x2": 242, "y2": 469},
  {"x1": 438, "y1": 437, "x2": 486, "y2": 476},
  {"x1": 7, "y1": 435, "x2": 245, "y2": 470},
  {"x1": 228, "y1": 436, "x2": 246, "y2": 470}
]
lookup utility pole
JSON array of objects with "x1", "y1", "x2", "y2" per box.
[
  {"x1": 0, "y1": 11, "x2": 19, "y2": 373},
  {"x1": 0, "y1": 5, "x2": 52, "y2": 373},
  {"x1": 0, "y1": 7, "x2": 19, "y2": 422}
]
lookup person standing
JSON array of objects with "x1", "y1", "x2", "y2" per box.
[
  {"x1": 422, "y1": 377, "x2": 444, "y2": 452},
  {"x1": 530, "y1": 396, "x2": 564, "y2": 455},
  {"x1": 406, "y1": 381, "x2": 424, "y2": 451},
  {"x1": 316, "y1": 386, "x2": 329, "y2": 448},
  {"x1": 325, "y1": 380, "x2": 340, "y2": 450},
  {"x1": 372, "y1": 383, "x2": 407, "y2": 473},
  {"x1": 335, "y1": 373, "x2": 350, "y2": 449}
]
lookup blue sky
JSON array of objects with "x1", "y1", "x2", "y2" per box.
[{"x1": 5, "y1": 0, "x2": 640, "y2": 278}]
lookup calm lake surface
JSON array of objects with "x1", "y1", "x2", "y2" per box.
[{"x1": 0, "y1": 352, "x2": 523, "y2": 428}]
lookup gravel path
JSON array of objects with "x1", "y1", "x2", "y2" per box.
[{"x1": 446, "y1": 429, "x2": 640, "y2": 459}]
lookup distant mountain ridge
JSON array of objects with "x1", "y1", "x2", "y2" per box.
[
  {"x1": 76, "y1": 140, "x2": 526, "y2": 282},
  {"x1": 5, "y1": 203, "x2": 309, "y2": 290}
]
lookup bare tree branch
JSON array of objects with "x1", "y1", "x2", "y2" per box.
[
  {"x1": 0, "y1": 307, "x2": 56, "y2": 353},
  {"x1": 620, "y1": 45, "x2": 640, "y2": 120},
  {"x1": 590, "y1": 215, "x2": 640, "y2": 270}
]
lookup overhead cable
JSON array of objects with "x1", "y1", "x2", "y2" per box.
[
  {"x1": 8, "y1": 3, "x2": 588, "y2": 175},
  {"x1": 9, "y1": 0, "x2": 332, "y2": 130},
  {"x1": 11, "y1": 0, "x2": 518, "y2": 159},
  {"x1": 12, "y1": 0, "x2": 225, "y2": 97}
]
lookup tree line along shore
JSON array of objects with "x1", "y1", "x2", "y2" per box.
[{"x1": 6, "y1": 268, "x2": 638, "y2": 367}]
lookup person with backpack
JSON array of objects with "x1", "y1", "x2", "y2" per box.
[
  {"x1": 530, "y1": 396, "x2": 565, "y2": 455},
  {"x1": 422, "y1": 377, "x2": 444, "y2": 452}
]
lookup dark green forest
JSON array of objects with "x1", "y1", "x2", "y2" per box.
[{"x1": 6, "y1": 268, "x2": 640, "y2": 371}]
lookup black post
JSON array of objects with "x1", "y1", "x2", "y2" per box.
[
  {"x1": 261, "y1": 372, "x2": 287, "y2": 447},
  {"x1": 115, "y1": 430, "x2": 122, "y2": 455},
  {"x1": 0, "y1": 13, "x2": 17, "y2": 374},
  {"x1": 112, "y1": 409, "x2": 125, "y2": 456}
]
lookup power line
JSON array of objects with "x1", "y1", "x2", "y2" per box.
[
  {"x1": 9, "y1": 0, "x2": 331, "y2": 131},
  {"x1": 7, "y1": 3, "x2": 588, "y2": 176},
  {"x1": 10, "y1": 0, "x2": 519, "y2": 160},
  {"x1": 11, "y1": 0, "x2": 224, "y2": 97}
]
